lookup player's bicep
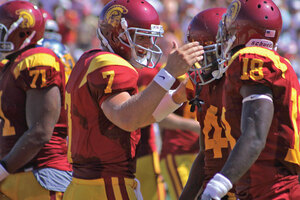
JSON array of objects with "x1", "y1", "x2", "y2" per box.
[
  {"x1": 101, "y1": 91, "x2": 139, "y2": 132},
  {"x1": 240, "y1": 84, "x2": 274, "y2": 141},
  {"x1": 101, "y1": 92, "x2": 131, "y2": 121}
]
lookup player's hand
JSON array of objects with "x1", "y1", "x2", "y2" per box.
[
  {"x1": 164, "y1": 41, "x2": 204, "y2": 78},
  {"x1": 200, "y1": 173, "x2": 232, "y2": 200}
]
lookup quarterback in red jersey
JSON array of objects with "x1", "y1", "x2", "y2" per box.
[
  {"x1": 0, "y1": 1, "x2": 72, "y2": 200},
  {"x1": 179, "y1": 8, "x2": 236, "y2": 200},
  {"x1": 63, "y1": 0, "x2": 204, "y2": 199},
  {"x1": 201, "y1": 0, "x2": 300, "y2": 200}
]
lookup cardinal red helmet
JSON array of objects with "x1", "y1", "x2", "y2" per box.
[
  {"x1": 97, "y1": 0, "x2": 164, "y2": 69},
  {"x1": 187, "y1": 8, "x2": 227, "y2": 85},
  {"x1": 217, "y1": 0, "x2": 282, "y2": 61},
  {"x1": 0, "y1": 1, "x2": 45, "y2": 52}
]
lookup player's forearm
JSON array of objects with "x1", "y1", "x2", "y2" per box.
[
  {"x1": 103, "y1": 76, "x2": 186, "y2": 132},
  {"x1": 102, "y1": 81, "x2": 167, "y2": 131},
  {"x1": 2, "y1": 127, "x2": 52, "y2": 173},
  {"x1": 219, "y1": 134, "x2": 265, "y2": 183}
]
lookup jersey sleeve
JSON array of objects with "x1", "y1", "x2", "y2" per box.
[
  {"x1": 227, "y1": 47, "x2": 288, "y2": 89},
  {"x1": 13, "y1": 49, "x2": 64, "y2": 90}
]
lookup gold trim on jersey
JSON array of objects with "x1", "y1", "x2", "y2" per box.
[
  {"x1": 79, "y1": 53, "x2": 137, "y2": 88},
  {"x1": 228, "y1": 47, "x2": 287, "y2": 79},
  {"x1": 13, "y1": 53, "x2": 61, "y2": 79}
]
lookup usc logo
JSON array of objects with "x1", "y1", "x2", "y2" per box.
[
  {"x1": 105, "y1": 5, "x2": 128, "y2": 27},
  {"x1": 16, "y1": 9, "x2": 35, "y2": 28},
  {"x1": 226, "y1": 0, "x2": 241, "y2": 27}
]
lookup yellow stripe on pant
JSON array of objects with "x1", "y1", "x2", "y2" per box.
[
  {"x1": 160, "y1": 153, "x2": 197, "y2": 200},
  {"x1": 63, "y1": 177, "x2": 138, "y2": 200}
]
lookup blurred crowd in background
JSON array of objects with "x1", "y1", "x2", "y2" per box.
[{"x1": 3, "y1": 0, "x2": 300, "y2": 80}]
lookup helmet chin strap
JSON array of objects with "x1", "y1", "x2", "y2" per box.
[
  {"x1": 5, "y1": 18, "x2": 23, "y2": 41},
  {"x1": 211, "y1": 59, "x2": 228, "y2": 80},
  {"x1": 19, "y1": 30, "x2": 36, "y2": 50},
  {"x1": 224, "y1": 35, "x2": 236, "y2": 60},
  {"x1": 97, "y1": 28, "x2": 115, "y2": 53},
  {"x1": 211, "y1": 70, "x2": 222, "y2": 79},
  {"x1": 120, "y1": 18, "x2": 149, "y2": 68},
  {"x1": 129, "y1": 58, "x2": 144, "y2": 69}
]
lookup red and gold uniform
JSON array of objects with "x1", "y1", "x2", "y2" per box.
[
  {"x1": 0, "y1": 45, "x2": 71, "y2": 199},
  {"x1": 135, "y1": 66, "x2": 166, "y2": 200},
  {"x1": 160, "y1": 76, "x2": 200, "y2": 200},
  {"x1": 64, "y1": 49, "x2": 141, "y2": 200},
  {"x1": 224, "y1": 46, "x2": 300, "y2": 200},
  {"x1": 197, "y1": 77, "x2": 236, "y2": 199}
]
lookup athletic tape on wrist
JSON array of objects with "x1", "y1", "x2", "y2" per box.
[
  {"x1": 152, "y1": 90, "x2": 183, "y2": 122},
  {"x1": 205, "y1": 173, "x2": 232, "y2": 199},
  {"x1": 153, "y1": 68, "x2": 176, "y2": 91},
  {"x1": 213, "y1": 173, "x2": 232, "y2": 191},
  {"x1": 0, "y1": 163, "x2": 9, "y2": 182}
]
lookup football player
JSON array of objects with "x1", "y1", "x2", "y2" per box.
[
  {"x1": 179, "y1": 7, "x2": 237, "y2": 200},
  {"x1": 202, "y1": 0, "x2": 300, "y2": 199},
  {"x1": 62, "y1": 0, "x2": 204, "y2": 199},
  {"x1": 0, "y1": 1, "x2": 72, "y2": 200},
  {"x1": 39, "y1": 8, "x2": 75, "y2": 81}
]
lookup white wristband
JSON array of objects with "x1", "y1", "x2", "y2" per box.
[
  {"x1": 0, "y1": 164, "x2": 9, "y2": 182},
  {"x1": 153, "y1": 68, "x2": 176, "y2": 91},
  {"x1": 152, "y1": 90, "x2": 183, "y2": 122},
  {"x1": 202, "y1": 173, "x2": 232, "y2": 200}
]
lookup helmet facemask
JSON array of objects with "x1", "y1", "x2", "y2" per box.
[
  {"x1": 119, "y1": 18, "x2": 163, "y2": 69},
  {"x1": 97, "y1": 17, "x2": 163, "y2": 69},
  {"x1": 216, "y1": 14, "x2": 236, "y2": 63},
  {"x1": 188, "y1": 42, "x2": 226, "y2": 86},
  {"x1": 0, "y1": 18, "x2": 25, "y2": 52},
  {"x1": 0, "y1": 24, "x2": 13, "y2": 52}
]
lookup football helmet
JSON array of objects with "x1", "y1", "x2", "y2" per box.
[
  {"x1": 97, "y1": 0, "x2": 164, "y2": 69},
  {"x1": 40, "y1": 8, "x2": 62, "y2": 42},
  {"x1": 0, "y1": 1, "x2": 45, "y2": 52},
  {"x1": 217, "y1": 0, "x2": 282, "y2": 61},
  {"x1": 187, "y1": 8, "x2": 227, "y2": 85}
]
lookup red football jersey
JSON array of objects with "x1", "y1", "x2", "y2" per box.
[
  {"x1": 0, "y1": 46, "x2": 71, "y2": 171},
  {"x1": 224, "y1": 47, "x2": 300, "y2": 197},
  {"x1": 136, "y1": 66, "x2": 160, "y2": 158},
  {"x1": 197, "y1": 76, "x2": 236, "y2": 188},
  {"x1": 65, "y1": 49, "x2": 140, "y2": 179}
]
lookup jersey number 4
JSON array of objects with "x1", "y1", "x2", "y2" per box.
[{"x1": 202, "y1": 105, "x2": 236, "y2": 158}]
